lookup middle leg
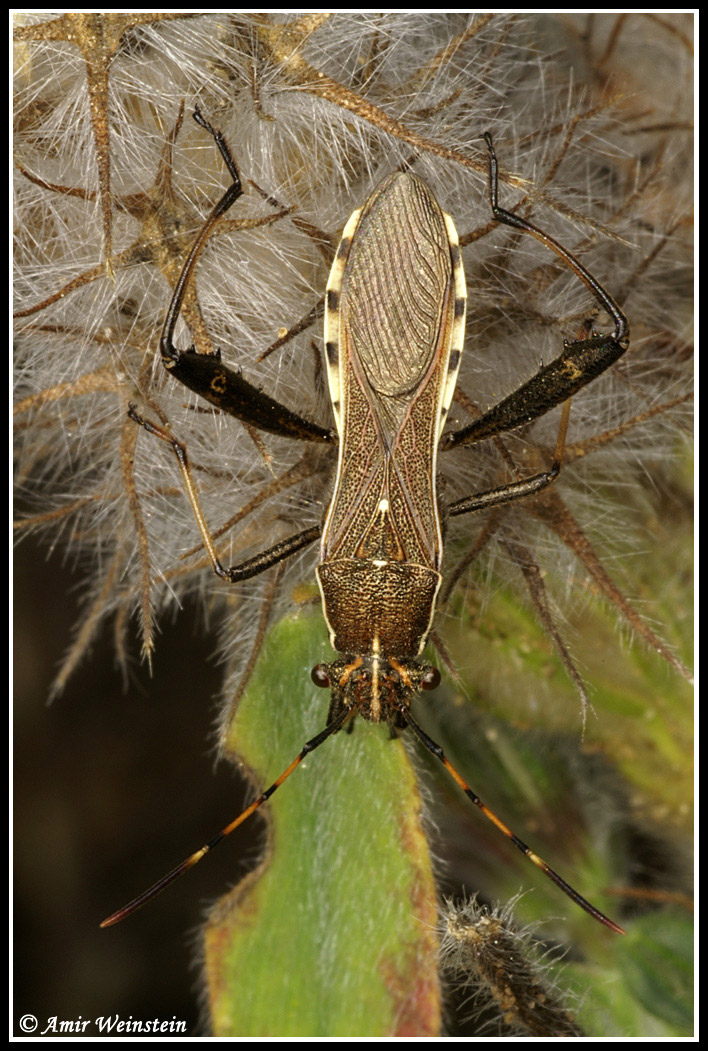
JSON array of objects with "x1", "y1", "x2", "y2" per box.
[
  {"x1": 128, "y1": 405, "x2": 321, "y2": 582},
  {"x1": 447, "y1": 398, "x2": 571, "y2": 519}
]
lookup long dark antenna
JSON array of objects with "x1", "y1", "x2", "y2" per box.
[
  {"x1": 101, "y1": 708, "x2": 351, "y2": 927},
  {"x1": 400, "y1": 709, "x2": 625, "y2": 935}
]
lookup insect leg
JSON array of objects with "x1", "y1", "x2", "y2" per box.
[
  {"x1": 128, "y1": 405, "x2": 321, "y2": 582},
  {"x1": 400, "y1": 708, "x2": 625, "y2": 934},
  {"x1": 447, "y1": 399, "x2": 571, "y2": 518},
  {"x1": 441, "y1": 133, "x2": 629, "y2": 452},
  {"x1": 161, "y1": 108, "x2": 333, "y2": 445}
]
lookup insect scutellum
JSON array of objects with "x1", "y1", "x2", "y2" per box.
[{"x1": 105, "y1": 107, "x2": 628, "y2": 934}]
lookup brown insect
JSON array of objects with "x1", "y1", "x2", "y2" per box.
[{"x1": 102, "y1": 109, "x2": 628, "y2": 933}]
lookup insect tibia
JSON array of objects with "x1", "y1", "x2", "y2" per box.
[{"x1": 160, "y1": 343, "x2": 221, "y2": 369}]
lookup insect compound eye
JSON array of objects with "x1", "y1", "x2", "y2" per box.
[
  {"x1": 421, "y1": 667, "x2": 441, "y2": 691},
  {"x1": 311, "y1": 664, "x2": 331, "y2": 688}
]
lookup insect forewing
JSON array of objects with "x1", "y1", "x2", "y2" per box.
[{"x1": 319, "y1": 174, "x2": 466, "y2": 657}]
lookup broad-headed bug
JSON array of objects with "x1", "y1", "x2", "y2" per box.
[{"x1": 102, "y1": 108, "x2": 628, "y2": 933}]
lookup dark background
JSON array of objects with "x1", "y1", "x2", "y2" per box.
[{"x1": 14, "y1": 537, "x2": 264, "y2": 1037}]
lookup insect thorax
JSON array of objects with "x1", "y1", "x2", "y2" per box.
[{"x1": 316, "y1": 558, "x2": 440, "y2": 658}]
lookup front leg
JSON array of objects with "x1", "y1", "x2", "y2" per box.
[
  {"x1": 441, "y1": 133, "x2": 629, "y2": 452},
  {"x1": 161, "y1": 107, "x2": 334, "y2": 445}
]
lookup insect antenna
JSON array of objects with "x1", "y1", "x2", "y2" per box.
[
  {"x1": 400, "y1": 709, "x2": 625, "y2": 935},
  {"x1": 100, "y1": 706, "x2": 351, "y2": 927}
]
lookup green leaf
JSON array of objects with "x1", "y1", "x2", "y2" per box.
[
  {"x1": 568, "y1": 909, "x2": 694, "y2": 1037},
  {"x1": 618, "y1": 910, "x2": 694, "y2": 1032},
  {"x1": 204, "y1": 607, "x2": 441, "y2": 1037}
]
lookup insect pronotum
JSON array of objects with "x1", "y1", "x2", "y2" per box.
[{"x1": 102, "y1": 108, "x2": 629, "y2": 933}]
